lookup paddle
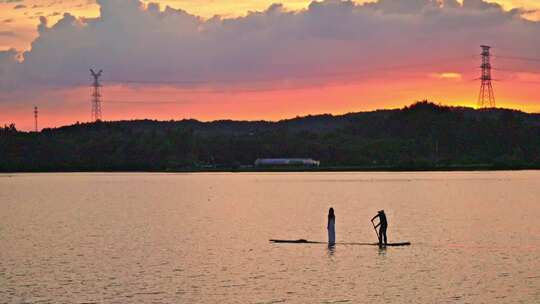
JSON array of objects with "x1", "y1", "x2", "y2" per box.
[{"x1": 370, "y1": 219, "x2": 380, "y2": 242}]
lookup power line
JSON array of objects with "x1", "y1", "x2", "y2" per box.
[
  {"x1": 494, "y1": 79, "x2": 540, "y2": 85},
  {"x1": 494, "y1": 55, "x2": 540, "y2": 63},
  {"x1": 105, "y1": 100, "x2": 188, "y2": 104},
  {"x1": 103, "y1": 71, "x2": 450, "y2": 95},
  {"x1": 84, "y1": 50, "x2": 537, "y2": 111},
  {"x1": 104, "y1": 56, "x2": 477, "y2": 88}
]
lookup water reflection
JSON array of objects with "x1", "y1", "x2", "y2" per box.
[
  {"x1": 327, "y1": 244, "x2": 336, "y2": 257},
  {"x1": 1, "y1": 172, "x2": 540, "y2": 303}
]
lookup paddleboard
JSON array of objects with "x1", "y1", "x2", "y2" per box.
[{"x1": 269, "y1": 239, "x2": 411, "y2": 246}]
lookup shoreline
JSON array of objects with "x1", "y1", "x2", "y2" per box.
[{"x1": 2, "y1": 164, "x2": 540, "y2": 174}]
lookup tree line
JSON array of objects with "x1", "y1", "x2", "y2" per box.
[{"x1": 2, "y1": 101, "x2": 540, "y2": 172}]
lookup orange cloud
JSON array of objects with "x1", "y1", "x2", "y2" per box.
[{"x1": 431, "y1": 72, "x2": 463, "y2": 80}]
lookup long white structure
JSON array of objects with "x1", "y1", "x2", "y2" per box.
[{"x1": 254, "y1": 158, "x2": 320, "y2": 167}]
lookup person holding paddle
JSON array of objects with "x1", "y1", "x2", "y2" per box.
[{"x1": 371, "y1": 210, "x2": 388, "y2": 246}]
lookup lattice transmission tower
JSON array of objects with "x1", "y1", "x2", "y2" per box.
[
  {"x1": 34, "y1": 106, "x2": 38, "y2": 132},
  {"x1": 90, "y1": 69, "x2": 103, "y2": 121},
  {"x1": 478, "y1": 45, "x2": 495, "y2": 108}
]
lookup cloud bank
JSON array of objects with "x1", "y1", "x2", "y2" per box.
[{"x1": 0, "y1": 0, "x2": 538, "y2": 96}]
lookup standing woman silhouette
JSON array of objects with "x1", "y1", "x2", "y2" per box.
[{"x1": 327, "y1": 207, "x2": 336, "y2": 246}]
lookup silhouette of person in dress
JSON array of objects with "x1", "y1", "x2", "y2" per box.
[{"x1": 327, "y1": 207, "x2": 335, "y2": 246}]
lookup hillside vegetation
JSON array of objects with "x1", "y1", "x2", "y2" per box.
[{"x1": 2, "y1": 101, "x2": 540, "y2": 172}]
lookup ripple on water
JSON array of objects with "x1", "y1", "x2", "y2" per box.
[
  {"x1": 255, "y1": 299, "x2": 286, "y2": 304},
  {"x1": 1, "y1": 172, "x2": 540, "y2": 303}
]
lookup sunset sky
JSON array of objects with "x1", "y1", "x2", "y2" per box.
[{"x1": 1, "y1": 0, "x2": 539, "y2": 130}]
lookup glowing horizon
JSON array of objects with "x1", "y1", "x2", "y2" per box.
[{"x1": 4, "y1": 78, "x2": 539, "y2": 131}]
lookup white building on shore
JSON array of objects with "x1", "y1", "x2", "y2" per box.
[{"x1": 254, "y1": 158, "x2": 320, "y2": 167}]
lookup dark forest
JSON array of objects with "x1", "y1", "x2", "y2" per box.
[{"x1": 2, "y1": 101, "x2": 540, "y2": 172}]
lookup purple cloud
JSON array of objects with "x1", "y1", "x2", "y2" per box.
[{"x1": 0, "y1": 0, "x2": 538, "y2": 97}]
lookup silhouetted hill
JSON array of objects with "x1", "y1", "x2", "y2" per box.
[{"x1": 2, "y1": 101, "x2": 540, "y2": 172}]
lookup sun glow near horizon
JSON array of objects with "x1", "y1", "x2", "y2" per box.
[{"x1": 3, "y1": 75, "x2": 539, "y2": 131}]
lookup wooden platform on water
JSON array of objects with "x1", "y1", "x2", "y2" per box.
[{"x1": 269, "y1": 239, "x2": 411, "y2": 246}]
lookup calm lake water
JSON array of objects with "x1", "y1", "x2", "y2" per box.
[{"x1": 1, "y1": 172, "x2": 539, "y2": 303}]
